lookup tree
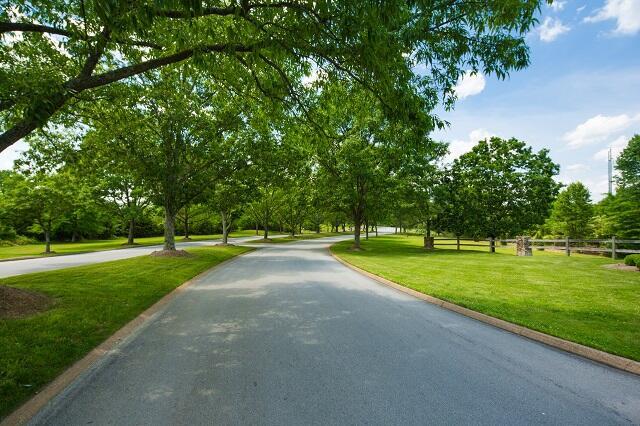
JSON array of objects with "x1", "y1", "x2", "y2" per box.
[
  {"x1": 305, "y1": 83, "x2": 433, "y2": 249},
  {"x1": 2, "y1": 1, "x2": 544, "y2": 151},
  {"x1": 83, "y1": 68, "x2": 245, "y2": 251},
  {"x1": 394, "y1": 139, "x2": 447, "y2": 246},
  {"x1": 449, "y1": 137, "x2": 560, "y2": 241},
  {"x1": 209, "y1": 180, "x2": 251, "y2": 245},
  {"x1": 7, "y1": 172, "x2": 72, "y2": 253},
  {"x1": 547, "y1": 182, "x2": 593, "y2": 238},
  {"x1": 81, "y1": 132, "x2": 152, "y2": 245},
  {"x1": 0, "y1": 170, "x2": 17, "y2": 240},
  {"x1": 593, "y1": 135, "x2": 640, "y2": 239},
  {"x1": 616, "y1": 135, "x2": 640, "y2": 192}
]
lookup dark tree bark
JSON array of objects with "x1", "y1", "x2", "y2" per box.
[
  {"x1": 44, "y1": 228, "x2": 51, "y2": 254},
  {"x1": 353, "y1": 216, "x2": 362, "y2": 249},
  {"x1": 221, "y1": 211, "x2": 230, "y2": 244},
  {"x1": 163, "y1": 209, "x2": 177, "y2": 251},
  {"x1": 127, "y1": 218, "x2": 135, "y2": 245}
]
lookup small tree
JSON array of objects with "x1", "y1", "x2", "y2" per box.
[
  {"x1": 548, "y1": 182, "x2": 593, "y2": 238},
  {"x1": 9, "y1": 173, "x2": 71, "y2": 253},
  {"x1": 616, "y1": 135, "x2": 640, "y2": 192}
]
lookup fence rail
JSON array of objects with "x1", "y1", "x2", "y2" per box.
[{"x1": 430, "y1": 236, "x2": 640, "y2": 258}]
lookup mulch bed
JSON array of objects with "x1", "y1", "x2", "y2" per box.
[
  {"x1": 149, "y1": 249, "x2": 193, "y2": 257},
  {"x1": 0, "y1": 286, "x2": 53, "y2": 319},
  {"x1": 602, "y1": 263, "x2": 639, "y2": 272}
]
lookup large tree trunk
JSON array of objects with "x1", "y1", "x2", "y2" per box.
[
  {"x1": 353, "y1": 217, "x2": 362, "y2": 249},
  {"x1": 44, "y1": 228, "x2": 51, "y2": 254},
  {"x1": 255, "y1": 222, "x2": 259, "y2": 235},
  {"x1": 221, "y1": 211, "x2": 229, "y2": 244},
  {"x1": 365, "y1": 219, "x2": 369, "y2": 240},
  {"x1": 163, "y1": 209, "x2": 177, "y2": 251},
  {"x1": 127, "y1": 218, "x2": 135, "y2": 245}
]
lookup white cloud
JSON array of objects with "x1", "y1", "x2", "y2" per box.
[
  {"x1": 453, "y1": 71, "x2": 486, "y2": 100},
  {"x1": 584, "y1": 0, "x2": 640, "y2": 35},
  {"x1": 566, "y1": 163, "x2": 590, "y2": 172},
  {"x1": 563, "y1": 113, "x2": 640, "y2": 148},
  {"x1": 538, "y1": 17, "x2": 571, "y2": 42},
  {"x1": 445, "y1": 128, "x2": 494, "y2": 162},
  {"x1": 577, "y1": 5, "x2": 586, "y2": 13},
  {"x1": 593, "y1": 134, "x2": 629, "y2": 160},
  {"x1": 550, "y1": 1, "x2": 567, "y2": 11}
]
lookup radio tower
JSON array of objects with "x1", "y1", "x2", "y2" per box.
[{"x1": 608, "y1": 148, "x2": 613, "y2": 196}]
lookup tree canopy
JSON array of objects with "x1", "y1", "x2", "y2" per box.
[{"x1": 2, "y1": 0, "x2": 544, "y2": 151}]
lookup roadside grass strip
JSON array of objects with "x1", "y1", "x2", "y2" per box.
[
  {"x1": 0, "y1": 245, "x2": 250, "y2": 419},
  {"x1": 0, "y1": 230, "x2": 258, "y2": 260},
  {"x1": 331, "y1": 235, "x2": 640, "y2": 362}
]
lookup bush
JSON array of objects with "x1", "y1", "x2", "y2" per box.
[
  {"x1": 624, "y1": 254, "x2": 640, "y2": 267},
  {"x1": 0, "y1": 224, "x2": 16, "y2": 241}
]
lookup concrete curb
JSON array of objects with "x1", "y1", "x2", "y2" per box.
[
  {"x1": 329, "y1": 248, "x2": 640, "y2": 377},
  {"x1": 1, "y1": 247, "x2": 255, "y2": 426}
]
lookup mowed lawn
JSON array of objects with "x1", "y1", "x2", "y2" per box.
[
  {"x1": 0, "y1": 230, "x2": 258, "y2": 260},
  {"x1": 331, "y1": 235, "x2": 640, "y2": 361},
  {"x1": 248, "y1": 231, "x2": 349, "y2": 244},
  {"x1": 0, "y1": 245, "x2": 250, "y2": 419}
]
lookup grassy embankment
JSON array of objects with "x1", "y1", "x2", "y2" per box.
[
  {"x1": 0, "y1": 230, "x2": 258, "y2": 260},
  {"x1": 0, "y1": 245, "x2": 250, "y2": 418},
  {"x1": 331, "y1": 235, "x2": 640, "y2": 361}
]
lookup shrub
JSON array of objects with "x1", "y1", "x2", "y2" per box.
[{"x1": 624, "y1": 254, "x2": 640, "y2": 267}]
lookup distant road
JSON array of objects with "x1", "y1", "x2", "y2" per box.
[
  {"x1": 0, "y1": 235, "x2": 272, "y2": 279},
  {"x1": 30, "y1": 236, "x2": 640, "y2": 425}
]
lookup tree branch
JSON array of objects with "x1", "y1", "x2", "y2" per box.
[
  {"x1": 0, "y1": 21, "x2": 72, "y2": 36},
  {"x1": 0, "y1": 42, "x2": 263, "y2": 152}
]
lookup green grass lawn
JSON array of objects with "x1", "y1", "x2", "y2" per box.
[
  {"x1": 331, "y1": 235, "x2": 640, "y2": 361},
  {"x1": 0, "y1": 230, "x2": 257, "y2": 260},
  {"x1": 0, "y1": 245, "x2": 250, "y2": 419},
  {"x1": 248, "y1": 231, "x2": 350, "y2": 244}
]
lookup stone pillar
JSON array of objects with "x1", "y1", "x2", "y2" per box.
[
  {"x1": 424, "y1": 236, "x2": 434, "y2": 250},
  {"x1": 516, "y1": 236, "x2": 532, "y2": 256}
]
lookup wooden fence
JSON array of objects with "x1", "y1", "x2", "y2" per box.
[{"x1": 433, "y1": 237, "x2": 640, "y2": 258}]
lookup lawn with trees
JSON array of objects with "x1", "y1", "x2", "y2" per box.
[{"x1": 1, "y1": 0, "x2": 639, "y2": 420}]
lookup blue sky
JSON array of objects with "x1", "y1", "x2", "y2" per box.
[
  {"x1": 434, "y1": 0, "x2": 640, "y2": 201},
  {"x1": 1, "y1": 0, "x2": 639, "y2": 201}
]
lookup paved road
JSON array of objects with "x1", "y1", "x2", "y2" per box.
[
  {"x1": 0, "y1": 235, "x2": 275, "y2": 279},
  {"x1": 30, "y1": 236, "x2": 640, "y2": 425}
]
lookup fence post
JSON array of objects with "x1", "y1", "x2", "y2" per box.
[
  {"x1": 490, "y1": 237, "x2": 495, "y2": 253},
  {"x1": 565, "y1": 236, "x2": 570, "y2": 256},
  {"x1": 611, "y1": 236, "x2": 616, "y2": 259},
  {"x1": 456, "y1": 236, "x2": 460, "y2": 251}
]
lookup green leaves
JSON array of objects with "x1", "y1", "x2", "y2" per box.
[
  {"x1": 449, "y1": 136, "x2": 560, "y2": 238},
  {"x1": 2, "y1": 0, "x2": 545, "y2": 151}
]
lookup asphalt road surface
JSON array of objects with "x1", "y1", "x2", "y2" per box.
[
  {"x1": 30, "y1": 236, "x2": 640, "y2": 425},
  {"x1": 0, "y1": 235, "x2": 272, "y2": 278}
]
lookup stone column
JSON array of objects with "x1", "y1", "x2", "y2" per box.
[{"x1": 516, "y1": 236, "x2": 532, "y2": 256}]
